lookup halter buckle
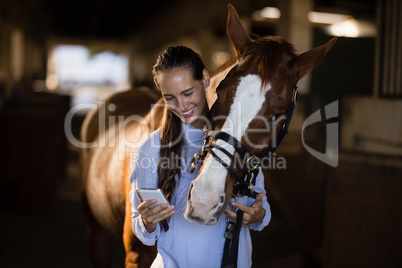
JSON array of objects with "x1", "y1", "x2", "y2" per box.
[
  {"x1": 190, "y1": 162, "x2": 196, "y2": 173},
  {"x1": 292, "y1": 87, "x2": 299, "y2": 105},
  {"x1": 249, "y1": 180, "x2": 254, "y2": 195},
  {"x1": 232, "y1": 183, "x2": 245, "y2": 198},
  {"x1": 245, "y1": 155, "x2": 260, "y2": 171},
  {"x1": 190, "y1": 152, "x2": 204, "y2": 173}
]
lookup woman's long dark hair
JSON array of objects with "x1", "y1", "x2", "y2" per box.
[{"x1": 153, "y1": 46, "x2": 205, "y2": 231}]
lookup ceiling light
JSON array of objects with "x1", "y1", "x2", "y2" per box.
[
  {"x1": 308, "y1": 11, "x2": 349, "y2": 24},
  {"x1": 328, "y1": 19, "x2": 359, "y2": 37},
  {"x1": 253, "y1": 7, "x2": 281, "y2": 21},
  {"x1": 261, "y1": 7, "x2": 281, "y2": 19}
]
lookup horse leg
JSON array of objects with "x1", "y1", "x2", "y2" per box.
[
  {"x1": 88, "y1": 222, "x2": 114, "y2": 268},
  {"x1": 123, "y1": 199, "x2": 157, "y2": 268},
  {"x1": 81, "y1": 192, "x2": 113, "y2": 268}
]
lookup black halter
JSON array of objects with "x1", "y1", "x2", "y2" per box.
[
  {"x1": 190, "y1": 86, "x2": 298, "y2": 199},
  {"x1": 189, "y1": 87, "x2": 298, "y2": 268}
]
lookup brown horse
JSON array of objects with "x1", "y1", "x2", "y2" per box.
[
  {"x1": 184, "y1": 5, "x2": 336, "y2": 225},
  {"x1": 80, "y1": 4, "x2": 336, "y2": 268}
]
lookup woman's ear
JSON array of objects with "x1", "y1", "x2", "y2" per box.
[{"x1": 203, "y1": 69, "x2": 210, "y2": 88}]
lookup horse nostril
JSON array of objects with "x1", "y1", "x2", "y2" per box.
[{"x1": 188, "y1": 185, "x2": 193, "y2": 201}]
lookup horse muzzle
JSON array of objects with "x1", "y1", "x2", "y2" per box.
[{"x1": 185, "y1": 182, "x2": 226, "y2": 225}]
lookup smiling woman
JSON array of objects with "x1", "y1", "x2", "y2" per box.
[
  {"x1": 128, "y1": 45, "x2": 270, "y2": 267},
  {"x1": 157, "y1": 67, "x2": 209, "y2": 129},
  {"x1": 152, "y1": 46, "x2": 210, "y2": 129}
]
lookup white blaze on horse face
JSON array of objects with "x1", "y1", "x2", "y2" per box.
[{"x1": 188, "y1": 74, "x2": 271, "y2": 224}]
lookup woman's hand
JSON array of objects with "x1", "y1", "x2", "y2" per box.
[
  {"x1": 223, "y1": 192, "x2": 266, "y2": 227},
  {"x1": 137, "y1": 199, "x2": 175, "y2": 233}
]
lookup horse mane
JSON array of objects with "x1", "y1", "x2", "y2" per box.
[{"x1": 243, "y1": 36, "x2": 297, "y2": 89}]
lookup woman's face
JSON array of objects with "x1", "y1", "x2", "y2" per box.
[{"x1": 157, "y1": 67, "x2": 209, "y2": 129}]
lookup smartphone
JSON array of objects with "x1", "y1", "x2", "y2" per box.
[{"x1": 136, "y1": 188, "x2": 169, "y2": 209}]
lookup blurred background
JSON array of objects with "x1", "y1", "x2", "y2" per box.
[{"x1": 0, "y1": 0, "x2": 401, "y2": 267}]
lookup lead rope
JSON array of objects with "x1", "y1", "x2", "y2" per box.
[{"x1": 221, "y1": 209, "x2": 244, "y2": 268}]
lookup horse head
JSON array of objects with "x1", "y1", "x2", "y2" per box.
[{"x1": 185, "y1": 4, "x2": 336, "y2": 225}]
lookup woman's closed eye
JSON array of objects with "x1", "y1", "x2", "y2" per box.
[{"x1": 183, "y1": 91, "x2": 193, "y2": 96}]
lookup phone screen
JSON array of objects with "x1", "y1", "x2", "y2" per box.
[{"x1": 136, "y1": 188, "x2": 168, "y2": 208}]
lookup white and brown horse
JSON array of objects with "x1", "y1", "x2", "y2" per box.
[
  {"x1": 184, "y1": 6, "x2": 336, "y2": 225},
  {"x1": 80, "y1": 4, "x2": 335, "y2": 268}
]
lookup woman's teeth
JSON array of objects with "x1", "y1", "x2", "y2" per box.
[{"x1": 182, "y1": 107, "x2": 195, "y2": 116}]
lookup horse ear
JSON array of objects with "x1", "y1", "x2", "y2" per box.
[
  {"x1": 291, "y1": 37, "x2": 337, "y2": 79},
  {"x1": 227, "y1": 4, "x2": 251, "y2": 56}
]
